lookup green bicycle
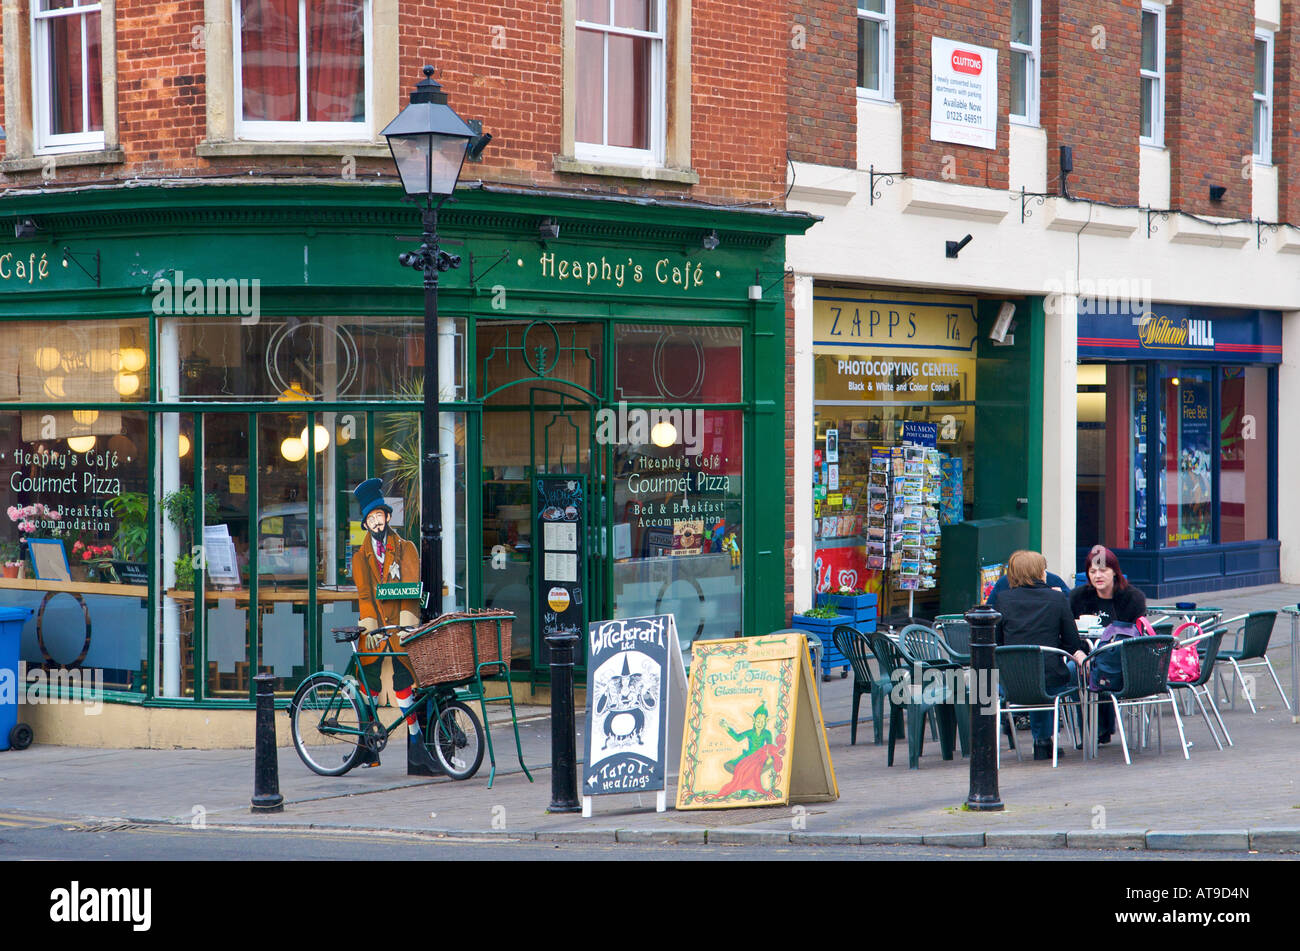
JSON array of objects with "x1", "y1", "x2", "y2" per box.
[{"x1": 288, "y1": 624, "x2": 485, "y2": 780}]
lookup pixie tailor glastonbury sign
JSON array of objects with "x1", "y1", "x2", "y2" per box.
[
  {"x1": 582, "y1": 614, "x2": 688, "y2": 814},
  {"x1": 931, "y1": 37, "x2": 998, "y2": 150},
  {"x1": 676, "y1": 633, "x2": 837, "y2": 810}
]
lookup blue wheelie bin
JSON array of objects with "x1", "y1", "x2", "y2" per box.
[{"x1": 0, "y1": 606, "x2": 34, "y2": 751}]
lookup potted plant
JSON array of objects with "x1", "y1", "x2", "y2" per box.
[
  {"x1": 163, "y1": 487, "x2": 218, "y2": 591},
  {"x1": 817, "y1": 586, "x2": 879, "y2": 628},
  {"x1": 107, "y1": 491, "x2": 150, "y2": 584},
  {"x1": 1, "y1": 539, "x2": 21, "y2": 578},
  {"x1": 790, "y1": 604, "x2": 853, "y2": 681}
]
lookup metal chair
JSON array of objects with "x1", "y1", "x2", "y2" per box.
[
  {"x1": 1085, "y1": 635, "x2": 1189, "y2": 765},
  {"x1": 1205, "y1": 611, "x2": 1291, "y2": 714},
  {"x1": 898, "y1": 624, "x2": 966, "y2": 670},
  {"x1": 831, "y1": 625, "x2": 890, "y2": 745},
  {"x1": 1167, "y1": 628, "x2": 1232, "y2": 750},
  {"x1": 994, "y1": 645, "x2": 1081, "y2": 768}
]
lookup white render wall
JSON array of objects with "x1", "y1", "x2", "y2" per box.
[{"x1": 786, "y1": 114, "x2": 1300, "y2": 606}]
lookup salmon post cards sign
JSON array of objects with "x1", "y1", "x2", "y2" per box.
[{"x1": 676, "y1": 632, "x2": 838, "y2": 810}]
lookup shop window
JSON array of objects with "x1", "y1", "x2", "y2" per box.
[
  {"x1": 1075, "y1": 364, "x2": 1147, "y2": 550},
  {"x1": 1161, "y1": 368, "x2": 1213, "y2": 548},
  {"x1": 1, "y1": 409, "x2": 149, "y2": 693},
  {"x1": 166, "y1": 316, "x2": 461, "y2": 403},
  {"x1": 1219, "y1": 366, "x2": 1269, "y2": 543},
  {"x1": 857, "y1": 0, "x2": 893, "y2": 101},
  {"x1": 613, "y1": 324, "x2": 741, "y2": 403},
  {"x1": 0, "y1": 318, "x2": 150, "y2": 404},
  {"x1": 234, "y1": 0, "x2": 371, "y2": 140},
  {"x1": 611, "y1": 409, "x2": 743, "y2": 647}
]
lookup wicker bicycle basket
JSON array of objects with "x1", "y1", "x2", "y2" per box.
[{"x1": 399, "y1": 609, "x2": 514, "y2": 687}]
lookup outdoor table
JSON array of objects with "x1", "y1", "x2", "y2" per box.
[
  {"x1": 1283, "y1": 606, "x2": 1300, "y2": 725},
  {"x1": 1147, "y1": 605, "x2": 1223, "y2": 629},
  {"x1": 1076, "y1": 623, "x2": 1103, "y2": 759}
]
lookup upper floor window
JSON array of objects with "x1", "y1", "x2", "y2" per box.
[
  {"x1": 234, "y1": 0, "x2": 371, "y2": 141},
  {"x1": 1140, "y1": 3, "x2": 1164, "y2": 146},
  {"x1": 1253, "y1": 30, "x2": 1273, "y2": 163},
  {"x1": 1009, "y1": 0, "x2": 1039, "y2": 124},
  {"x1": 32, "y1": 0, "x2": 105, "y2": 154},
  {"x1": 856, "y1": 0, "x2": 893, "y2": 100},
  {"x1": 575, "y1": 0, "x2": 666, "y2": 164}
]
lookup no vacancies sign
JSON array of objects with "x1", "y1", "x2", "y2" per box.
[{"x1": 930, "y1": 37, "x2": 998, "y2": 150}]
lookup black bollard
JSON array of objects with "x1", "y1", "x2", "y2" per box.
[
  {"x1": 964, "y1": 605, "x2": 1004, "y2": 812},
  {"x1": 546, "y1": 631, "x2": 582, "y2": 813},
  {"x1": 251, "y1": 673, "x2": 284, "y2": 813}
]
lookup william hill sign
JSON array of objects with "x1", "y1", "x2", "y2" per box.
[{"x1": 1137, "y1": 313, "x2": 1215, "y2": 351}]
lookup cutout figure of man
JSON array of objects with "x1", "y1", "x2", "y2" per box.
[{"x1": 350, "y1": 478, "x2": 439, "y2": 771}]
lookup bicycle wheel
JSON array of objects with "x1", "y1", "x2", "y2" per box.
[
  {"x1": 429, "y1": 700, "x2": 485, "y2": 780},
  {"x1": 290, "y1": 674, "x2": 367, "y2": 776}
]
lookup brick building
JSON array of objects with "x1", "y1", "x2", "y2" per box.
[
  {"x1": 787, "y1": 0, "x2": 1298, "y2": 616},
  {"x1": 0, "y1": 0, "x2": 813, "y2": 744}
]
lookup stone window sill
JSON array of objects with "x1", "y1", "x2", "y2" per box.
[
  {"x1": 1, "y1": 148, "x2": 125, "y2": 173},
  {"x1": 553, "y1": 155, "x2": 699, "y2": 184},
  {"x1": 197, "y1": 140, "x2": 391, "y2": 159}
]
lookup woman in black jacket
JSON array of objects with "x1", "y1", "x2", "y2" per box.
[
  {"x1": 997, "y1": 550, "x2": 1088, "y2": 760},
  {"x1": 1070, "y1": 545, "x2": 1148, "y2": 743}
]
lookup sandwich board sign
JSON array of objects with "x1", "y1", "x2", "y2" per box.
[
  {"x1": 582, "y1": 614, "x2": 688, "y2": 816},
  {"x1": 676, "y1": 632, "x2": 838, "y2": 809}
]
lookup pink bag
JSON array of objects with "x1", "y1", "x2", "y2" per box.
[{"x1": 1167, "y1": 622, "x2": 1203, "y2": 683}]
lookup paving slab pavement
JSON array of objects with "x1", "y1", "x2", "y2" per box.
[{"x1": 0, "y1": 582, "x2": 1294, "y2": 852}]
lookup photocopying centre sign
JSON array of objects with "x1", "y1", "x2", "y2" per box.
[{"x1": 930, "y1": 37, "x2": 998, "y2": 150}]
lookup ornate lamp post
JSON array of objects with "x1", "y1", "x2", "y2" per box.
[{"x1": 381, "y1": 66, "x2": 482, "y2": 621}]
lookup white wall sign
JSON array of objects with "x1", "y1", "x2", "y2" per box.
[{"x1": 930, "y1": 37, "x2": 998, "y2": 150}]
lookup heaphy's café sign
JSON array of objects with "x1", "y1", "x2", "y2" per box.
[{"x1": 1077, "y1": 303, "x2": 1282, "y2": 364}]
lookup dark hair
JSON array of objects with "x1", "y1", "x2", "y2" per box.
[{"x1": 1086, "y1": 545, "x2": 1127, "y2": 590}]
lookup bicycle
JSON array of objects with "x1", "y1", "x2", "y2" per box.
[{"x1": 288, "y1": 624, "x2": 486, "y2": 780}]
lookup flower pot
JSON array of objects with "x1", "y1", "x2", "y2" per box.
[
  {"x1": 2, "y1": 564, "x2": 18, "y2": 579},
  {"x1": 817, "y1": 591, "x2": 879, "y2": 624}
]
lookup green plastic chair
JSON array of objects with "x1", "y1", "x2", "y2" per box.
[
  {"x1": 1085, "y1": 635, "x2": 1188, "y2": 764},
  {"x1": 994, "y1": 645, "x2": 1081, "y2": 768},
  {"x1": 865, "y1": 631, "x2": 961, "y2": 769},
  {"x1": 832, "y1": 625, "x2": 889, "y2": 745},
  {"x1": 1206, "y1": 611, "x2": 1291, "y2": 714},
  {"x1": 1167, "y1": 628, "x2": 1231, "y2": 750}
]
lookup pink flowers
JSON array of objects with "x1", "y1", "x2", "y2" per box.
[{"x1": 7, "y1": 502, "x2": 62, "y2": 541}]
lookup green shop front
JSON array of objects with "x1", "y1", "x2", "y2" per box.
[{"x1": 0, "y1": 183, "x2": 811, "y2": 737}]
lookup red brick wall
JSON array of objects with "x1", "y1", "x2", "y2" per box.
[
  {"x1": 896, "y1": 1, "x2": 1010, "y2": 189},
  {"x1": 786, "y1": 0, "x2": 856, "y2": 168},
  {"x1": 0, "y1": 1, "x2": 789, "y2": 205},
  {"x1": 1275, "y1": 6, "x2": 1299, "y2": 223},
  {"x1": 1166, "y1": 0, "x2": 1254, "y2": 218},
  {"x1": 1040, "y1": 0, "x2": 1140, "y2": 204}
]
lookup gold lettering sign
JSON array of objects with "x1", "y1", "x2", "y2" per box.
[
  {"x1": 0, "y1": 250, "x2": 52, "y2": 285},
  {"x1": 813, "y1": 287, "x2": 978, "y2": 354},
  {"x1": 537, "y1": 252, "x2": 720, "y2": 294},
  {"x1": 1136, "y1": 313, "x2": 1215, "y2": 351}
]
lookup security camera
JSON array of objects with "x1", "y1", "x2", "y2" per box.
[
  {"x1": 14, "y1": 218, "x2": 38, "y2": 238},
  {"x1": 990, "y1": 301, "x2": 1016, "y2": 345}
]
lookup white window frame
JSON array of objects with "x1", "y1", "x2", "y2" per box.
[
  {"x1": 1140, "y1": 2, "x2": 1165, "y2": 147},
  {"x1": 1253, "y1": 29, "x2": 1273, "y2": 164},
  {"x1": 31, "y1": 0, "x2": 106, "y2": 155},
  {"x1": 573, "y1": 0, "x2": 667, "y2": 166},
  {"x1": 232, "y1": 0, "x2": 373, "y2": 142},
  {"x1": 1009, "y1": 0, "x2": 1040, "y2": 125},
  {"x1": 856, "y1": 0, "x2": 893, "y2": 102}
]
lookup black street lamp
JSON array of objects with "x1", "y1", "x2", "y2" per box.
[{"x1": 382, "y1": 66, "x2": 483, "y2": 622}]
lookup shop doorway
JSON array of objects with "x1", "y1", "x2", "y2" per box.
[{"x1": 477, "y1": 320, "x2": 605, "y2": 687}]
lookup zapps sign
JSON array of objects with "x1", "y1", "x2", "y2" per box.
[{"x1": 930, "y1": 37, "x2": 998, "y2": 150}]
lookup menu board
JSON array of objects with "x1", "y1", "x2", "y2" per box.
[{"x1": 535, "y1": 475, "x2": 587, "y2": 666}]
